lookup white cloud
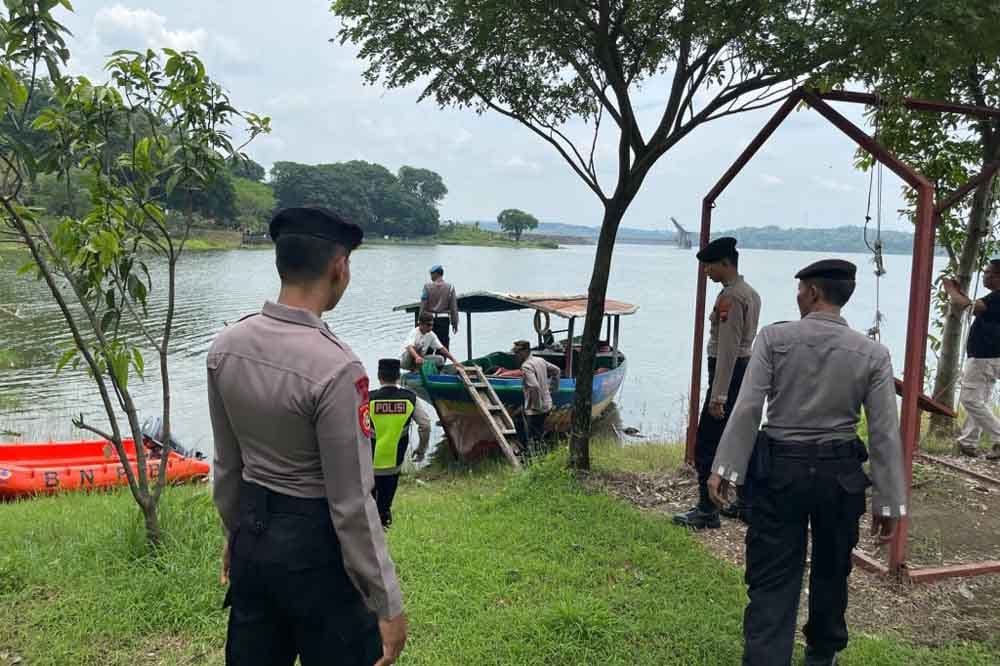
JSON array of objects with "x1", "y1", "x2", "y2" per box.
[
  {"x1": 501, "y1": 155, "x2": 542, "y2": 172},
  {"x1": 814, "y1": 176, "x2": 854, "y2": 192},
  {"x1": 760, "y1": 174, "x2": 784, "y2": 186},
  {"x1": 95, "y1": 5, "x2": 207, "y2": 52}
]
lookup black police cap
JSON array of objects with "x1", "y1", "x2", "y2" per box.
[
  {"x1": 378, "y1": 358, "x2": 401, "y2": 375},
  {"x1": 696, "y1": 237, "x2": 738, "y2": 263},
  {"x1": 795, "y1": 259, "x2": 857, "y2": 281},
  {"x1": 268, "y1": 206, "x2": 364, "y2": 248}
]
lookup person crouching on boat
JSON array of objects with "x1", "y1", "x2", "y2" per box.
[
  {"x1": 511, "y1": 340, "x2": 561, "y2": 453},
  {"x1": 370, "y1": 358, "x2": 432, "y2": 527},
  {"x1": 401, "y1": 311, "x2": 460, "y2": 371}
]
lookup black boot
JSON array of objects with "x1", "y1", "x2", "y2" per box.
[
  {"x1": 674, "y1": 477, "x2": 722, "y2": 529},
  {"x1": 720, "y1": 500, "x2": 751, "y2": 525},
  {"x1": 672, "y1": 506, "x2": 721, "y2": 529},
  {"x1": 804, "y1": 647, "x2": 837, "y2": 665}
]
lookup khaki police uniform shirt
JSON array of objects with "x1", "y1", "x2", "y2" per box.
[
  {"x1": 521, "y1": 354, "x2": 561, "y2": 415},
  {"x1": 420, "y1": 279, "x2": 459, "y2": 326},
  {"x1": 207, "y1": 301, "x2": 404, "y2": 618},
  {"x1": 706, "y1": 276, "x2": 761, "y2": 404},
  {"x1": 712, "y1": 312, "x2": 908, "y2": 518}
]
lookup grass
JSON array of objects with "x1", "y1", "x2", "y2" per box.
[{"x1": 0, "y1": 443, "x2": 997, "y2": 665}]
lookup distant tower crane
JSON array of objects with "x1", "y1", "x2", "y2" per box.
[{"x1": 670, "y1": 217, "x2": 693, "y2": 249}]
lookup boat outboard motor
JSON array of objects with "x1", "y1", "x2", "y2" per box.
[{"x1": 140, "y1": 416, "x2": 206, "y2": 460}]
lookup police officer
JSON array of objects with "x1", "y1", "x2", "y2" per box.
[
  {"x1": 369, "y1": 358, "x2": 431, "y2": 527},
  {"x1": 674, "y1": 237, "x2": 760, "y2": 529},
  {"x1": 708, "y1": 259, "x2": 906, "y2": 666},
  {"x1": 419, "y1": 265, "x2": 458, "y2": 349},
  {"x1": 208, "y1": 206, "x2": 407, "y2": 666},
  {"x1": 512, "y1": 339, "x2": 561, "y2": 453}
]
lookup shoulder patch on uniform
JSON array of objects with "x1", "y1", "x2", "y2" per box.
[
  {"x1": 356, "y1": 376, "x2": 372, "y2": 438},
  {"x1": 717, "y1": 297, "x2": 732, "y2": 322}
]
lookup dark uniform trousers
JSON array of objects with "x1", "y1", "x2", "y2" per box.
[
  {"x1": 225, "y1": 481, "x2": 382, "y2": 666},
  {"x1": 372, "y1": 475, "x2": 399, "y2": 528},
  {"x1": 742, "y1": 440, "x2": 870, "y2": 666},
  {"x1": 516, "y1": 411, "x2": 548, "y2": 451},
  {"x1": 431, "y1": 316, "x2": 451, "y2": 350},
  {"x1": 695, "y1": 356, "x2": 751, "y2": 511}
]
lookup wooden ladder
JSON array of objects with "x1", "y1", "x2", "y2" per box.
[{"x1": 455, "y1": 365, "x2": 522, "y2": 469}]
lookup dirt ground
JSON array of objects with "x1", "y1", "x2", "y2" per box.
[{"x1": 584, "y1": 461, "x2": 1000, "y2": 650}]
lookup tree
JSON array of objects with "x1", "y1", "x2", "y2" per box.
[
  {"x1": 849, "y1": 1, "x2": 1000, "y2": 435},
  {"x1": 497, "y1": 207, "x2": 539, "y2": 242},
  {"x1": 270, "y1": 159, "x2": 441, "y2": 235},
  {"x1": 398, "y1": 165, "x2": 447, "y2": 205},
  {"x1": 333, "y1": 0, "x2": 893, "y2": 468},
  {"x1": 0, "y1": 3, "x2": 269, "y2": 544},
  {"x1": 233, "y1": 176, "x2": 276, "y2": 231},
  {"x1": 167, "y1": 170, "x2": 238, "y2": 223},
  {"x1": 228, "y1": 154, "x2": 266, "y2": 181}
]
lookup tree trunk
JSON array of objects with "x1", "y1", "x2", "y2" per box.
[
  {"x1": 142, "y1": 497, "x2": 162, "y2": 546},
  {"x1": 929, "y1": 171, "x2": 997, "y2": 435},
  {"x1": 569, "y1": 202, "x2": 625, "y2": 470}
]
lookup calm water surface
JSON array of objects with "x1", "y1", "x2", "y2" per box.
[{"x1": 0, "y1": 243, "x2": 945, "y2": 454}]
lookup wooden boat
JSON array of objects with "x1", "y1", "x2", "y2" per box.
[
  {"x1": 0, "y1": 439, "x2": 210, "y2": 498},
  {"x1": 393, "y1": 292, "x2": 638, "y2": 461}
]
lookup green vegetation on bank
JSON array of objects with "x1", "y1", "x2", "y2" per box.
[{"x1": 0, "y1": 441, "x2": 995, "y2": 665}]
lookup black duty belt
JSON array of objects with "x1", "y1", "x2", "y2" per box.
[
  {"x1": 769, "y1": 438, "x2": 861, "y2": 460},
  {"x1": 239, "y1": 480, "x2": 328, "y2": 534}
]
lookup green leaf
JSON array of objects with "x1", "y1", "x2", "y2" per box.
[
  {"x1": 55, "y1": 347, "x2": 78, "y2": 375},
  {"x1": 16, "y1": 260, "x2": 36, "y2": 275},
  {"x1": 131, "y1": 347, "x2": 145, "y2": 379},
  {"x1": 100, "y1": 309, "x2": 117, "y2": 335}
]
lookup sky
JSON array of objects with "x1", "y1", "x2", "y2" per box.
[{"x1": 59, "y1": 1, "x2": 912, "y2": 232}]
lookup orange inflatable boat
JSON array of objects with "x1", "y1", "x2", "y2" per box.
[{"x1": 0, "y1": 439, "x2": 210, "y2": 498}]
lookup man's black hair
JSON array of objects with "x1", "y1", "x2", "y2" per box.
[
  {"x1": 804, "y1": 277, "x2": 856, "y2": 307},
  {"x1": 275, "y1": 234, "x2": 346, "y2": 284}
]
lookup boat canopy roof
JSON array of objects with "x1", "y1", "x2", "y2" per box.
[{"x1": 393, "y1": 291, "x2": 639, "y2": 319}]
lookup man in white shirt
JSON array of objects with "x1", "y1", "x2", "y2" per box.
[{"x1": 401, "y1": 312, "x2": 460, "y2": 371}]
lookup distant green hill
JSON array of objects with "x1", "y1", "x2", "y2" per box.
[
  {"x1": 712, "y1": 225, "x2": 923, "y2": 255},
  {"x1": 473, "y1": 220, "x2": 924, "y2": 254}
]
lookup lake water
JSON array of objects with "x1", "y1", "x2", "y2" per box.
[{"x1": 0, "y1": 243, "x2": 946, "y2": 454}]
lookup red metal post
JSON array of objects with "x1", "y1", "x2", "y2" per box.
[
  {"x1": 907, "y1": 561, "x2": 1000, "y2": 582},
  {"x1": 686, "y1": 93, "x2": 803, "y2": 464},
  {"x1": 852, "y1": 550, "x2": 890, "y2": 576},
  {"x1": 889, "y1": 185, "x2": 937, "y2": 572},
  {"x1": 817, "y1": 90, "x2": 1000, "y2": 119},
  {"x1": 687, "y1": 200, "x2": 712, "y2": 463},
  {"x1": 802, "y1": 91, "x2": 929, "y2": 191},
  {"x1": 935, "y1": 162, "x2": 1000, "y2": 217}
]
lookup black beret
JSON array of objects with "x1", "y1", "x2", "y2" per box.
[
  {"x1": 795, "y1": 259, "x2": 857, "y2": 281},
  {"x1": 268, "y1": 206, "x2": 364, "y2": 248},
  {"x1": 696, "y1": 236, "x2": 738, "y2": 263},
  {"x1": 378, "y1": 358, "x2": 401, "y2": 374}
]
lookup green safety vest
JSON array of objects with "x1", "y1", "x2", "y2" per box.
[{"x1": 370, "y1": 394, "x2": 415, "y2": 473}]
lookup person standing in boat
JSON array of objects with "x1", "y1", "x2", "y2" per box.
[
  {"x1": 419, "y1": 264, "x2": 459, "y2": 350},
  {"x1": 511, "y1": 340, "x2": 561, "y2": 452},
  {"x1": 369, "y1": 358, "x2": 432, "y2": 527},
  {"x1": 674, "y1": 236, "x2": 761, "y2": 530},
  {"x1": 707, "y1": 259, "x2": 905, "y2": 666},
  {"x1": 207, "y1": 206, "x2": 407, "y2": 665},
  {"x1": 401, "y1": 311, "x2": 461, "y2": 371}
]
